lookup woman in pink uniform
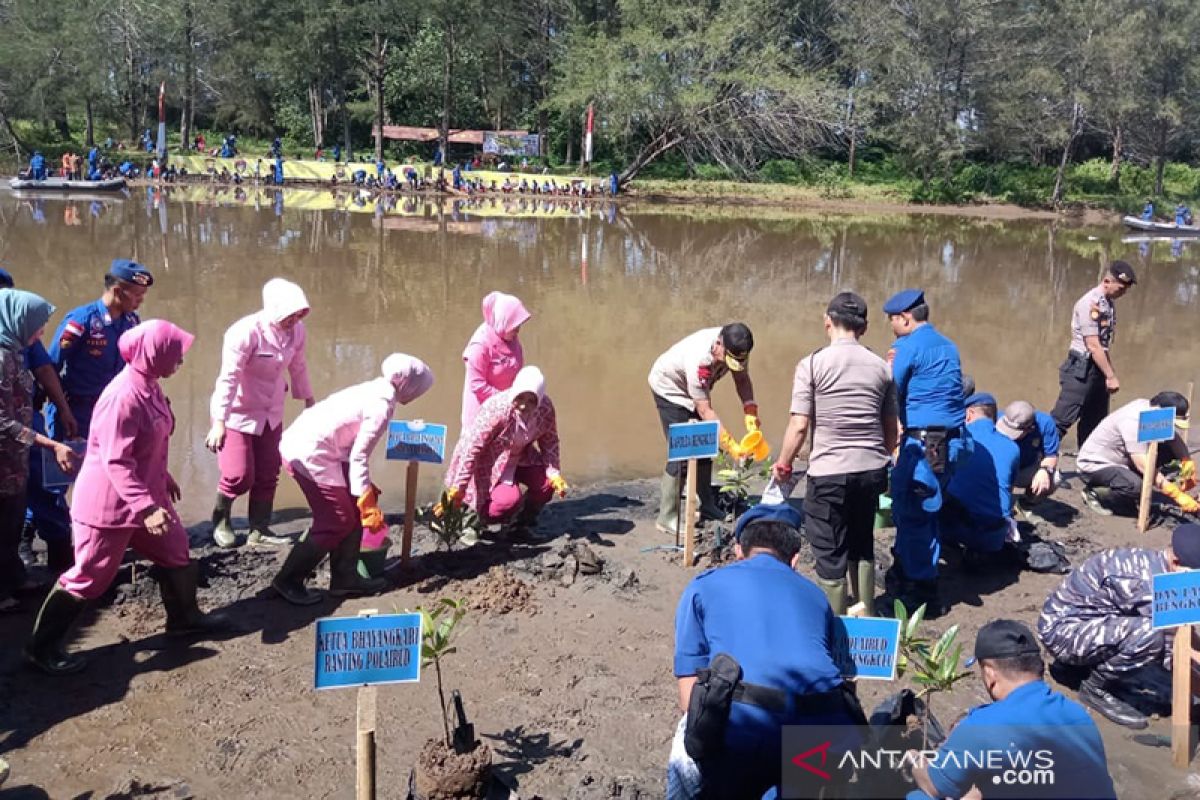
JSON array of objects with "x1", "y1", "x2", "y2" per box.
[
  {"x1": 26, "y1": 320, "x2": 229, "y2": 676},
  {"x1": 460, "y1": 291, "x2": 531, "y2": 430},
  {"x1": 271, "y1": 353, "x2": 434, "y2": 605},
  {"x1": 444, "y1": 366, "x2": 568, "y2": 533},
  {"x1": 206, "y1": 278, "x2": 314, "y2": 548}
]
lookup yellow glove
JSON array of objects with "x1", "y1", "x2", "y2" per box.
[
  {"x1": 357, "y1": 485, "x2": 384, "y2": 530},
  {"x1": 743, "y1": 402, "x2": 761, "y2": 434},
  {"x1": 433, "y1": 487, "x2": 462, "y2": 518},
  {"x1": 1164, "y1": 481, "x2": 1200, "y2": 513},
  {"x1": 549, "y1": 474, "x2": 569, "y2": 497},
  {"x1": 719, "y1": 428, "x2": 745, "y2": 460},
  {"x1": 1181, "y1": 459, "x2": 1197, "y2": 492}
]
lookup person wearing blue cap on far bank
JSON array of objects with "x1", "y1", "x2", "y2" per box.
[
  {"x1": 47, "y1": 258, "x2": 152, "y2": 441},
  {"x1": 906, "y1": 619, "x2": 1116, "y2": 800},
  {"x1": 881, "y1": 288, "x2": 966, "y2": 618}
]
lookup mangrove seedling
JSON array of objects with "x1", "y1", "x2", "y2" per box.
[
  {"x1": 409, "y1": 597, "x2": 470, "y2": 747},
  {"x1": 424, "y1": 489, "x2": 483, "y2": 550},
  {"x1": 715, "y1": 451, "x2": 772, "y2": 516},
  {"x1": 893, "y1": 600, "x2": 972, "y2": 748}
]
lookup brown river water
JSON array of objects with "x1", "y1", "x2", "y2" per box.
[{"x1": 1, "y1": 185, "x2": 1197, "y2": 524}]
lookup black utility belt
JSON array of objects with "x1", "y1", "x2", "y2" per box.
[
  {"x1": 732, "y1": 681, "x2": 848, "y2": 716},
  {"x1": 906, "y1": 427, "x2": 961, "y2": 441}
]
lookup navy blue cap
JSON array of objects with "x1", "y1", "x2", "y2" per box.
[
  {"x1": 109, "y1": 258, "x2": 153, "y2": 287},
  {"x1": 964, "y1": 392, "x2": 997, "y2": 408},
  {"x1": 882, "y1": 289, "x2": 925, "y2": 315},
  {"x1": 1172, "y1": 524, "x2": 1200, "y2": 569},
  {"x1": 0, "y1": 267, "x2": 12, "y2": 289},
  {"x1": 734, "y1": 502, "x2": 803, "y2": 541}
]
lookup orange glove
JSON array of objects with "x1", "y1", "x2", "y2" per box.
[
  {"x1": 719, "y1": 428, "x2": 745, "y2": 460},
  {"x1": 1164, "y1": 481, "x2": 1200, "y2": 514},
  {"x1": 357, "y1": 485, "x2": 384, "y2": 530},
  {"x1": 1180, "y1": 459, "x2": 1197, "y2": 492},
  {"x1": 549, "y1": 474, "x2": 569, "y2": 497},
  {"x1": 743, "y1": 402, "x2": 761, "y2": 434},
  {"x1": 432, "y1": 487, "x2": 462, "y2": 518}
]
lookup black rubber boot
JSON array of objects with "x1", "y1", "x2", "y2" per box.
[
  {"x1": 695, "y1": 459, "x2": 726, "y2": 522},
  {"x1": 211, "y1": 492, "x2": 237, "y2": 548},
  {"x1": 1078, "y1": 672, "x2": 1148, "y2": 729},
  {"x1": 247, "y1": 498, "x2": 290, "y2": 545},
  {"x1": 329, "y1": 532, "x2": 388, "y2": 597},
  {"x1": 155, "y1": 562, "x2": 233, "y2": 637},
  {"x1": 45, "y1": 539, "x2": 75, "y2": 577},
  {"x1": 271, "y1": 534, "x2": 328, "y2": 605},
  {"x1": 18, "y1": 521, "x2": 37, "y2": 568},
  {"x1": 24, "y1": 586, "x2": 88, "y2": 675}
]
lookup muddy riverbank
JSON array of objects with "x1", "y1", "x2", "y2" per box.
[{"x1": 1, "y1": 455, "x2": 1196, "y2": 799}]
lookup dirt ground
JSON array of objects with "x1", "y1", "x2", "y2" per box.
[{"x1": 1, "y1": 456, "x2": 1198, "y2": 799}]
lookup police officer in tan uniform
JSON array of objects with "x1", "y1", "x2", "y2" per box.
[{"x1": 1050, "y1": 261, "x2": 1135, "y2": 449}]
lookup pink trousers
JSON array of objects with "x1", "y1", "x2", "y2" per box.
[
  {"x1": 59, "y1": 520, "x2": 190, "y2": 600},
  {"x1": 287, "y1": 461, "x2": 357, "y2": 550},
  {"x1": 218, "y1": 423, "x2": 283, "y2": 503},
  {"x1": 485, "y1": 466, "x2": 554, "y2": 523}
]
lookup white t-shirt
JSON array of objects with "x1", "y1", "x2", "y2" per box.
[{"x1": 648, "y1": 327, "x2": 727, "y2": 411}]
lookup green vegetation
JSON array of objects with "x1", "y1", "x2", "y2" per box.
[
  {"x1": 3, "y1": 0, "x2": 1200, "y2": 209},
  {"x1": 893, "y1": 601, "x2": 973, "y2": 747},
  {"x1": 408, "y1": 597, "x2": 469, "y2": 748}
]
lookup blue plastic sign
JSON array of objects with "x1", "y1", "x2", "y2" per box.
[
  {"x1": 831, "y1": 617, "x2": 902, "y2": 680},
  {"x1": 314, "y1": 613, "x2": 423, "y2": 690},
  {"x1": 1152, "y1": 571, "x2": 1200, "y2": 629},
  {"x1": 41, "y1": 439, "x2": 87, "y2": 489},
  {"x1": 1138, "y1": 407, "x2": 1177, "y2": 444},
  {"x1": 386, "y1": 420, "x2": 447, "y2": 464},
  {"x1": 667, "y1": 421, "x2": 721, "y2": 463}
]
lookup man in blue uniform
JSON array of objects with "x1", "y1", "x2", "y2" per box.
[
  {"x1": 29, "y1": 151, "x2": 47, "y2": 180},
  {"x1": 883, "y1": 289, "x2": 966, "y2": 616},
  {"x1": 669, "y1": 503, "x2": 864, "y2": 799},
  {"x1": 48, "y1": 259, "x2": 152, "y2": 440},
  {"x1": 941, "y1": 393, "x2": 1019, "y2": 567},
  {"x1": 998, "y1": 400, "x2": 1061, "y2": 512},
  {"x1": 907, "y1": 619, "x2": 1116, "y2": 800}
]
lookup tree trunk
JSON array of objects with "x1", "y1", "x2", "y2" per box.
[
  {"x1": 339, "y1": 78, "x2": 351, "y2": 159},
  {"x1": 1154, "y1": 121, "x2": 1168, "y2": 196},
  {"x1": 84, "y1": 97, "x2": 95, "y2": 148},
  {"x1": 1051, "y1": 101, "x2": 1083, "y2": 206},
  {"x1": 846, "y1": 84, "x2": 857, "y2": 178},
  {"x1": 1108, "y1": 123, "x2": 1122, "y2": 185},
  {"x1": 309, "y1": 83, "x2": 324, "y2": 149},
  {"x1": 439, "y1": 20, "x2": 455, "y2": 162},
  {"x1": 619, "y1": 130, "x2": 685, "y2": 184},
  {"x1": 54, "y1": 105, "x2": 70, "y2": 140},
  {"x1": 181, "y1": 0, "x2": 194, "y2": 150},
  {"x1": 373, "y1": 32, "x2": 386, "y2": 163},
  {"x1": 565, "y1": 112, "x2": 574, "y2": 167},
  {"x1": 125, "y1": 11, "x2": 138, "y2": 143}
]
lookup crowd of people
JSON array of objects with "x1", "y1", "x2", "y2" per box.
[{"x1": 0, "y1": 249, "x2": 1196, "y2": 797}]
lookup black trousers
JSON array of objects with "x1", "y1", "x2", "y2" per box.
[
  {"x1": 0, "y1": 489, "x2": 29, "y2": 601},
  {"x1": 803, "y1": 468, "x2": 888, "y2": 581},
  {"x1": 1084, "y1": 447, "x2": 1174, "y2": 512},
  {"x1": 1051, "y1": 351, "x2": 1109, "y2": 449},
  {"x1": 654, "y1": 391, "x2": 701, "y2": 479}
]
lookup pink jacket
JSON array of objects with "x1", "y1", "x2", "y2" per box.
[
  {"x1": 279, "y1": 354, "x2": 434, "y2": 495},
  {"x1": 72, "y1": 321, "x2": 194, "y2": 529},
  {"x1": 446, "y1": 367, "x2": 560, "y2": 509},
  {"x1": 210, "y1": 278, "x2": 313, "y2": 435},
  {"x1": 460, "y1": 291, "x2": 531, "y2": 430}
]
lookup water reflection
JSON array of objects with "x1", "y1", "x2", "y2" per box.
[{"x1": 1, "y1": 189, "x2": 1197, "y2": 522}]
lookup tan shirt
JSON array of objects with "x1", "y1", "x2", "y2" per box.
[
  {"x1": 648, "y1": 327, "x2": 728, "y2": 411},
  {"x1": 1076, "y1": 399, "x2": 1185, "y2": 474},
  {"x1": 790, "y1": 339, "x2": 897, "y2": 477},
  {"x1": 1069, "y1": 286, "x2": 1116, "y2": 355}
]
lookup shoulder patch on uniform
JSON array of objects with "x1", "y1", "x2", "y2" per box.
[{"x1": 697, "y1": 364, "x2": 713, "y2": 390}]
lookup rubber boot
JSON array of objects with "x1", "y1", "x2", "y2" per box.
[
  {"x1": 18, "y1": 520, "x2": 37, "y2": 568},
  {"x1": 695, "y1": 459, "x2": 725, "y2": 522},
  {"x1": 247, "y1": 498, "x2": 290, "y2": 546},
  {"x1": 329, "y1": 532, "x2": 388, "y2": 597},
  {"x1": 818, "y1": 577, "x2": 848, "y2": 615},
  {"x1": 45, "y1": 538, "x2": 75, "y2": 577},
  {"x1": 271, "y1": 534, "x2": 328, "y2": 606},
  {"x1": 1078, "y1": 672, "x2": 1148, "y2": 729},
  {"x1": 656, "y1": 471, "x2": 682, "y2": 536},
  {"x1": 155, "y1": 562, "x2": 233, "y2": 637},
  {"x1": 211, "y1": 492, "x2": 237, "y2": 548},
  {"x1": 23, "y1": 586, "x2": 88, "y2": 675},
  {"x1": 914, "y1": 579, "x2": 946, "y2": 619},
  {"x1": 852, "y1": 560, "x2": 876, "y2": 617}
]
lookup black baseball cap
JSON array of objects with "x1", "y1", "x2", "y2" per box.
[
  {"x1": 1108, "y1": 260, "x2": 1137, "y2": 286},
  {"x1": 827, "y1": 292, "x2": 868, "y2": 321},
  {"x1": 965, "y1": 619, "x2": 1041, "y2": 667},
  {"x1": 720, "y1": 323, "x2": 754, "y2": 372}
]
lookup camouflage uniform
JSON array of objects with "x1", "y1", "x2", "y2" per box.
[{"x1": 1037, "y1": 548, "x2": 1173, "y2": 680}]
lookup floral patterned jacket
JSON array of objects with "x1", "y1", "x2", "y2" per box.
[{"x1": 0, "y1": 347, "x2": 35, "y2": 496}]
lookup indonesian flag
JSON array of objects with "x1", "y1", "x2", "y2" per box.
[{"x1": 584, "y1": 103, "x2": 594, "y2": 163}]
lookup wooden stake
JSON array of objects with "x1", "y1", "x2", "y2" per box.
[
  {"x1": 683, "y1": 458, "x2": 698, "y2": 567},
  {"x1": 1172, "y1": 626, "x2": 1194, "y2": 769},
  {"x1": 357, "y1": 608, "x2": 378, "y2": 800},
  {"x1": 1138, "y1": 441, "x2": 1160, "y2": 533},
  {"x1": 402, "y1": 461, "x2": 419, "y2": 564}
]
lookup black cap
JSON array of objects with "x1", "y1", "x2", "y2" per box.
[
  {"x1": 965, "y1": 619, "x2": 1041, "y2": 667},
  {"x1": 827, "y1": 292, "x2": 868, "y2": 321},
  {"x1": 1172, "y1": 524, "x2": 1200, "y2": 568},
  {"x1": 720, "y1": 322, "x2": 754, "y2": 359},
  {"x1": 1108, "y1": 260, "x2": 1137, "y2": 286}
]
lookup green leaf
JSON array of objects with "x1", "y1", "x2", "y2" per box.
[
  {"x1": 893, "y1": 599, "x2": 908, "y2": 631},
  {"x1": 907, "y1": 604, "x2": 926, "y2": 641},
  {"x1": 932, "y1": 624, "x2": 959, "y2": 662}
]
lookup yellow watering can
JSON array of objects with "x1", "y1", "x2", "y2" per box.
[{"x1": 739, "y1": 430, "x2": 771, "y2": 462}]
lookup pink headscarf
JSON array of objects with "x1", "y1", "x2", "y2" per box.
[
  {"x1": 381, "y1": 353, "x2": 435, "y2": 404},
  {"x1": 118, "y1": 320, "x2": 195, "y2": 379},
  {"x1": 465, "y1": 292, "x2": 531, "y2": 360}
]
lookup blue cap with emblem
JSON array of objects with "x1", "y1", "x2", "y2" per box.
[
  {"x1": 964, "y1": 392, "x2": 997, "y2": 409},
  {"x1": 882, "y1": 289, "x2": 925, "y2": 315},
  {"x1": 733, "y1": 502, "x2": 803, "y2": 541},
  {"x1": 0, "y1": 267, "x2": 12, "y2": 289},
  {"x1": 109, "y1": 258, "x2": 153, "y2": 287}
]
